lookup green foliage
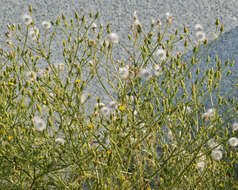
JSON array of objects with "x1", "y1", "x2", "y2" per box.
[{"x1": 0, "y1": 6, "x2": 237, "y2": 189}]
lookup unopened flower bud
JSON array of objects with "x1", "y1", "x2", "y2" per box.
[{"x1": 215, "y1": 18, "x2": 220, "y2": 26}]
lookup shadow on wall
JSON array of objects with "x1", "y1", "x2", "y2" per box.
[{"x1": 180, "y1": 25, "x2": 238, "y2": 108}]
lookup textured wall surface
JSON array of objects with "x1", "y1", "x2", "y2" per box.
[{"x1": 0, "y1": 0, "x2": 237, "y2": 108}]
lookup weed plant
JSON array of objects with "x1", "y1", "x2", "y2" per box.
[{"x1": 0, "y1": 6, "x2": 238, "y2": 189}]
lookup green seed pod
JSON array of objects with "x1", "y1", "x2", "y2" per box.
[
  {"x1": 196, "y1": 68, "x2": 200, "y2": 75},
  {"x1": 70, "y1": 18, "x2": 73, "y2": 24},
  {"x1": 206, "y1": 56, "x2": 210, "y2": 63},
  {"x1": 184, "y1": 39, "x2": 187, "y2": 47},
  {"x1": 231, "y1": 61, "x2": 235, "y2": 67},
  {"x1": 97, "y1": 33, "x2": 102, "y2": 40},
  {"x1": 220, "y1": 24, "x2": 224, "y2": 33},
  {"x1": 48, "y1": 118, "x2": 53, "y2": 127},
  {"x1": 225, "y1": 60, "x2": 230, "y2": 66},
  {"x1": 36, "y1": 104, "x2": 42, "y2": 114},
  {"x1": 184, "y1": 26, "x2": 188, "y2": 34},
  {"x1": 217, "y1": 71, "x2": 221, "y2": 80},
  {"x1": 166, "y1": 50, "x2": 169, "y2": 58},
  {"x1": 143, "y1": 46, "x2": 149, "y2": 55},
  {"x1": 193, "y1": 46, "x2": 198, "y2": 53},
  {"x1": 157, "y1": 32, "x2": 162, "y2": 41},
  {"x1": 81, "y1": 15, "x2": 86, "y2": 23},
  {"x1": 56, "y1": 16, "x2": 61, "y2": 25},
  {"x1": 137, "y1": 24, "x2": 142, "y2": 33},
  {"x1": 215, "y1": 18, "x2": 220, "y2": 26},
  {"x1": 170, "y1": 35, "x2": 175, "y2": 40},
  {"x1": 75, "y1": 11, "x2": 79, "y2": 20},
  {"x1": 181, "y1": 80, "x2": 185, "y2": 89},
  {"x1": 17, "y1": 24, "x2": 22, "y2": 32},
  {"x1": 108, "y1": 43, "x2": 112, "y2": 49},
  {"x1": 68, "y1": 35, "x2": 71, "y2": 43},
  {"x1": 218, "y1": 96, "x2": 222, "y2": 105},
  {"x1": 12, "y1": 24, "x2": 15, "y2": 32},
  {"x1": 49, "y1": 107, "x2": 53, "y2": 116},
  {"x1": 192, "y1": 85, "x2": 196, "y2": 97},
  {"x1": 231, "y1": 97, "x2": 235, "y2": 104},
  {"x1": 62, "y1": 13, "x2": 66, "y2": 20},
  {"x1": 128, "y1": 34, "x2": 132, "y2": 41},
  {"x1": 29, "y1": 5, "x2": 33, "y2": 14},
  {"x1": 64, "y1": 21, "x2": 68, "y2": 28},
  {"x1": 106, "y1": 24, "x2": 111, "y2": 34},
  {"x1": 226, "y1": 70, "x2": 231, "y2": 77},
  {"x1": 95, "y1": 12, "x2": 99, "y2": 19},
  {"x1": 41, "y1": 50, "x2": 47, "y2": 58},
  {"x1": 175, "y1": 29, "x2": 179, "y2": 36},
  {"x1": 148, "y1": 32, "x2": 154, "y2": 39}
]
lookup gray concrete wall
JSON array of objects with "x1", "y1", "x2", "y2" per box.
[{"x1": 0, "y1": 0, "x2": 237, "y2": 107}]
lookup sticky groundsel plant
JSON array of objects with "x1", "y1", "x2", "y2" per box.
[{"x1": 0, "y1": 5, "x2": 238, "y2": 189}]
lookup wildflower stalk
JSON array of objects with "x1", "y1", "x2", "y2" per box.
[
  {"x1": 21, "y1": 26, "x2": 29, "y2": 56},
  {"x1": 0, "y1": 10, "x2": 237, "y2": 189}
]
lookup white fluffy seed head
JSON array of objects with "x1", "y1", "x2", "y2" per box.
[
  {"x1": 80, "y1": 93, "x2": 88, "y2": 104},
  {"x1": 109, "y1": 101, "x2": 117, "y2": 109},
  {"x1": 182, "y1": 106, "x2": 192, "y2": 114},
  {"x1": 139, "y1": 68, "x2": 152, "y2": 81},
  {"x1": 91, "y1": 23, "x2": 97, "y2": 32},
  {"x1": 168, "y1": 130, "x2": 173, "y2": 140},
  {"x1": 194, "y1": 24, "x2": 203, "y2": 31},
  {"x1": 22, "y1": 14, "x2": 32, "y2": 25},
  {"x1": 196, "y1": 161, "x2": 205, "y2": 171},
  {"x1": 208, "y1": 138, "x2": 218, "y2": 149},
  {"x1": 133, "y1": 11, "x2": 137, "y2": 20},
  {"x1": 42, "y1": 21, "x2": 52, "y2": 29},
  {"x1": 134, "y1": 19, "x2": 141, "y2": 27},
  {"x1": 126, "y1": 95, "x2": 135, "y2": 103},
  {"x1": 213, "y1": 33, "x2": 218, "y2": 39},
  {"x1": 101, "y1": 40, "x2": 109, "y2": 48},
  {"x1": 26, "y1": 71, "x2": 37, "y2": 82},
  {"x1": 211, "y1": 149, "x2": 223, "y2": 161},
  {"x1": 153, "y1": 64, "x2": 162, "y2": 76},
  {"x1": 29, "y1": 26, "x2": 39, "y2": 40},
  {"x1": 207, "y1": 108, "x2": 215, "y2": 117},
  {"x1": 207, "y1": 138, "x2": 223, "y2": 150},
  {"x1": 101, "y1": 106, "x2": 110, "y2": 115},
  {"x1": 95, "y1": 102, "x2": 105, "y2": 109},
  {"x1": 166, "y1": 12, "x2": 173, "y2": 24},
  {"x1": 202, "y1": 108, "x2": 215, "y2": 120},
  {"x1": 156, "y1": 49, "x2": 166, "y2": 60},
  {"x1": 196, "y1": 31, "x2": 206, "y2": 42},
  {"x1": 119, "y1": 66, "x2": 129, "y2": 79},
  {"x1": 91, "y1": 22, "x2": 97, "y2": 29},
  {"x1": 55, "y1": 137, "x2": 65, "y2": 144},
  {"x1": 109, "y1": 32, "x2": 119, "y2": 43},
  {"x1": 228, "y1": 137, "x2": 238, "y2": 147},
  {"x1": 54, "y1": 62, "x2": 65, "y2": 71},
  {"x1": 232, "y1": 122, "x2": 238, "y2": 132},
  {"x1": 165, "y1": 12, "x2": 171, "y2": 19},
  {"x1": 33, "y1": 116, "x2": 46, "y2": 131}
]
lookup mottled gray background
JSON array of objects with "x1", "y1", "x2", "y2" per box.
[{"x1": 0, "y1": 0, "x2": 237, "y2": 107}]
